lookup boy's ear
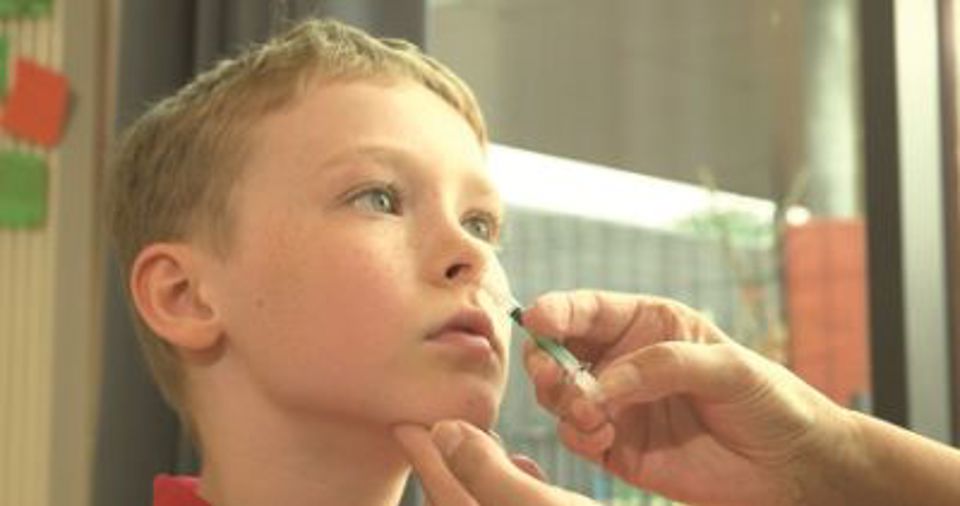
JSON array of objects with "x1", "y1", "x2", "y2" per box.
[{"x1": 130, "y1": 243, "x2": 223, "y2": 352}]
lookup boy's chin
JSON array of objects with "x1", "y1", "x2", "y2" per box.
[{"x1": 403, "y1": 387, "x2": 502, "y2": 431}]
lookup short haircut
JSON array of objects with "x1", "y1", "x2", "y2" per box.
[{"x1": 106, "y1": 18, "x2": 487, "y2": 423}]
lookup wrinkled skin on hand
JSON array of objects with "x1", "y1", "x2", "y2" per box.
[{"x1": 521, "y1": 290, "x2": 855, "y2": 506}]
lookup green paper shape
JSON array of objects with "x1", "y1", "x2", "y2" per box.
[
  {"x1": 0, "y1": 151, "x2": 47, "y2": 228},
  {"x1": 0, "y1": 36, "x2": 8, "y2": 97},
  {"x1": 0, "y1": 0, "x2": 52, "y2": 18}
]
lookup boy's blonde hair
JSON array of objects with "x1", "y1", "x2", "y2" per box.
[{"x1": 106, "y1": 18, "x2": 487, "y2": 422}]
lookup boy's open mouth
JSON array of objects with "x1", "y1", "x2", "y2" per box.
[{"x1": 426, "y1": 309, "x2": 502, "y2": 361}]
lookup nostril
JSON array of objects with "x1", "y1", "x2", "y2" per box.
[{"x1": 445, "y1": 263, "x2": 469, "y2": 280}]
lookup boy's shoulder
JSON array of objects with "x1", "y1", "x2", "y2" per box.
[{"x1": 152, "y1": 475, "x2": 210, "y2": 506}]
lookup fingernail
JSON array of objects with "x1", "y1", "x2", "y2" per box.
[
  {"x1": 599, "y1": 364, "x2": 641, "y2": 396},
  {"x1": 431, "y1": 422, "x2": 464, "y2": 457},
  {"x1": 486, "y1": 429, "x2": 505, "y2": 449}
]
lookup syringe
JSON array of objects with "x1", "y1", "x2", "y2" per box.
[{"x1": 480, "y1": 260, "x2": 601, "y2": 399}]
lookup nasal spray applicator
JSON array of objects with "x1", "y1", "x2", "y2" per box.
[{"x1": 480, "y1": 260, "x2": 602, "y2": 400}]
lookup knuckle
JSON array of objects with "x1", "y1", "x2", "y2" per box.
[
  {"x1": 714, "y1": 343, "x2": 765, "y2": 393},
  {"x1": 644, "y1": 341, "x2": 688, "y2": 391},
  {"x1": 585, "y1": 291, "x2": 604, "y2": 331},
  {"x1": 650, "y1": 341, "x2": 686, "y2": 369},
  {"x1": 649, "y1": 301, "x2": 682, "y2": 339}
]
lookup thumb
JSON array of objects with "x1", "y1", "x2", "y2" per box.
[
  {"x1": 432, "y1": 420, "x2": 594, "y2": 506},
  {"x1": 597, "y1": 341, "x2": 762, "y2": 409},
  {"x1": 509, "y1": 454, "x2": 548, "y2": 482}
]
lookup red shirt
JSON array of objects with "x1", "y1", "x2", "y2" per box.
[{"x1": 153, "y1": 475, "x2": 211, "y2": 506}]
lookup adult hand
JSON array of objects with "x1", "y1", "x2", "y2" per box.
[
  {"x1": 522, "y1": 290, "x2": 857, "y2": 506},
  {"x1": 394, "y1": 421, "x2": 597, "y2": 506}
]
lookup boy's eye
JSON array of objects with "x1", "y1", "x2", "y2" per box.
[
  {"x1": 350, "y1": 186, "x2": 400, "y2": 214},
  {"x1": 462, "y1": 213, "x2": 499, "y2": 242}
]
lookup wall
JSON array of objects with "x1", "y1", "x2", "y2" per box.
[{"x1": 0, "y1": 1, "x2": 113, "y2": 506}]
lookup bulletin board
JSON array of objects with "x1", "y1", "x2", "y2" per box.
[
  {"x1": 0, "y1": 0, "x2": 65, "y2": 227},
  {"x1": 0, "y1": 1, "x2": 67, "y2": 506}
]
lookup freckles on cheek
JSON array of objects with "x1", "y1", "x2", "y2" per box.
[
  {"x1": 234, "y1": 243, "x2": 315, "y2": 323},
  {"x1": 319, "y1": 259, "x2": 412, "y2": 353},
  {"x1": 253, "y1": 219, "x2": 316, "y2": 283},
  {"x1": 333, "y1": 248, "x2": 406, "y2": 302}
]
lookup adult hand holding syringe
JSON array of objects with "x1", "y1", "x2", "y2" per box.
[
  {"x1": 478, "y1": 259, "x2": 846, "y2": 504},
  {"x1": 516, "y1": 290, "x2": 844, "y2": 505},
  {"x1": 398, "y1": 264, "x2": 960, "y2": 506}
]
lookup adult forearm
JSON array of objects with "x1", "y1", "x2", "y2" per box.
[
  {"x1": 856, "y1": 411, "x2": 960, "y2": 505},
  {"x1": 801, "y1": 410, "x2": 960, "y2": 506}
]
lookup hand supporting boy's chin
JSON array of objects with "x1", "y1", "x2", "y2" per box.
[{"x1": 393, "y1": 421, "x2": 583, "y2": 506}]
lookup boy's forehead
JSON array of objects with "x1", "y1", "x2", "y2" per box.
[
  {"x1": 251, "y1": 80, "x2": 483, "y2": 158},
  {"x1": 320, "y1": 143, "x2": 499, "y2": 197},
  {"x1": 239, "y1": 80, "x2": 496, "y2": 198}
]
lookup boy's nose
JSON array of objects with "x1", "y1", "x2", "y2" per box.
[
  {"x1": 441, "y1": 244, "x2": 487, "y2": 286},
  {"x1": 445, "y1": 261, "x2": 477, "y2": 282},
  {"x1": 429, "y1": 222, "x2": 489, "y2": 288}
]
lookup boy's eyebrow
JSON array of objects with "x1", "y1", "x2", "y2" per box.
[{"x1": 318, "y1": 144, "x2": 501, "y2": 199}]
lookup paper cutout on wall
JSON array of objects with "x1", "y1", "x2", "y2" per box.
[
  {"x1": 0, "y1": 36, "x2": 8, "y2": 97},
  {"x1": 1, "y1": 58, "x2": 68, "y2": 147},
  {"x1": 0, "y1": 150, "x2": 47, "y2": 229},
  {"x1": 0, "y1": 0, "x2": 52, "y2": 18}
]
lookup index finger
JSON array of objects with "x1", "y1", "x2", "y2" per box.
[
  {"x1": 393, "y1": 424, "x2": 478, "y2": 506},
  {"x1": 521, "y1": 291, "x2": 726, "y2": 364}
]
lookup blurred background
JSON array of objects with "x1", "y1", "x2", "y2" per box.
[{"x1": 1, "y1": 0, "x2": 958, "y2": 505}]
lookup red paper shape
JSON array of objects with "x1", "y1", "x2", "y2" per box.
[{"x1": 2, "y1": 58, "x2": 69, "y2": 147}]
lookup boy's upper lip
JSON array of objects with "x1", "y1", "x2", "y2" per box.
[{"x1": 427, "y1": 308, "x2": 502, "y2": 359}]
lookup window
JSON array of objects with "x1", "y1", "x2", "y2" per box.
[{"x1": 430, "y1": 1, "x2": 869, "y2": 502}]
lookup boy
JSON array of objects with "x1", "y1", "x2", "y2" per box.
[{"x1": 107, "y1": 18, "x2": 512, "y2": 506}]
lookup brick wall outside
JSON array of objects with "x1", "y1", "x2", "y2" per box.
[{"x1": 784, "y1": 219, "x2": 871, "y2": 408}]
